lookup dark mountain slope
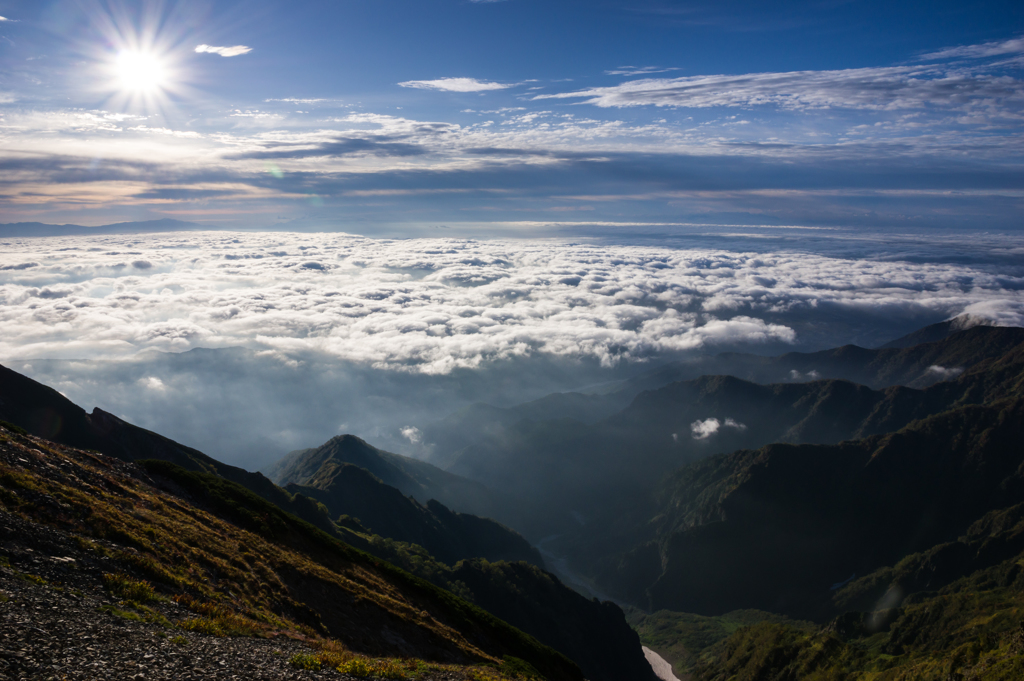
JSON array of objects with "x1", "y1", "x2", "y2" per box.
[
  {"x1": 268, "y1": 435, "x2": 493, "y2": 517},
  {"x1": 0, "y1": 362, "x2": 319, "y2": 529},
  {"x1": 612, "y1": 322, "x2": 1020, "y2": 396},
  {"x1": 443, "y1": 326, "x2": 1024, "y2": 542},
  {"x1": 879, "y1": 312, "x2": 988, "y2": 349},
  {"x1": 451, "y1": 559, "x2": 651, "y2": 681},
  {"x1": 688, "y1": 500, "x2": 1024, "y2": 680},
  {"x1": 419, "y1": 324, "x2": 1021, "y2": 474},
  {"x1": 614, "y1": 396, "x2": 1024, "y2": 619},
  {"x1": 421, "y1": 392, "x2": 634, "y2": 468},
  {"x1": 287, "y1": 463, "x2": 541, "y2": 567}
]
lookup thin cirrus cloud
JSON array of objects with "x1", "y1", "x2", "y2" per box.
[
  {"x1": 195, "y1": 44, "x2": 252, "y2": 57},
  {"x1": 605, "y1": 66, "x2": 681, "y2": 76},
  {"x1": 920, "y1": 35, "x2": 1024, "y2": 60},
  {"x1": 399, "y1": 77, "x2": 514, "y2": 92},
  {"x1": 536, "y1": 64, "x2": 1024, "y2": 113},
  {"x1": 224, "y1": 135, "x2": 428, "y2": 159}
]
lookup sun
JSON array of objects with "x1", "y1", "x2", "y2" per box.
[{"x1": 115, "y1": 50, "x2": 167, "y2": 94}]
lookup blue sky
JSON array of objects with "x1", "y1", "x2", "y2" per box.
[{"x1": 0, "y1": 0, "x2": 1022, "y2": 233}]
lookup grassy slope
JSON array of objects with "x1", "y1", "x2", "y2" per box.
[
  {"x1": 631, "y1": 515, "x2": 1024, "y2": 680},
  {"x1": 0, "y1": 424, "x2": 582, "y2": 681},
  {"x1": 691, "y1": 552, "x2": 1024, "y2": 680},
  {"x1": 627, "y1": 609, "x2": 812, "y2": 674}
]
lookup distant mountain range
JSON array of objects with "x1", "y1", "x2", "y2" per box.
[
  {"x1": 422, "y1": 324, "x2": 1023, "y2": 541},
  {"x1": 418, "y1": 315, "x2": 998, "y2": 467},
  {"x1": 0, "y1": 218, "x2": 202, "y2": 237}
]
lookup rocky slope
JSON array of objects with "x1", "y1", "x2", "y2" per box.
[{"x1": 0, "y1": 423, "x2": 585, "y2": 681}]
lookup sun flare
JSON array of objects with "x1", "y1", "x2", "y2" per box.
[{"x1": 115, "y1": 50, "x2": 167, "y2": 93}]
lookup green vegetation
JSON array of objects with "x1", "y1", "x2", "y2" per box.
[
  {"x1": 287, "y1": 648, "x2": 540, "y2": 681},
  {"x1": 692, "y1": 589, "x2": 1024, "y2": 680},
  {"x1": 103, "y1": 573, "x2": 159, "y2": 602},
  {"x1": 629, "y1": 609, "x2": 813, "y2": 675},
  {"x1": 99, "y1": 604, "x2": 146, "y2": 622},
  {"x1": 140, "y1": 459, "x2": 583, "y2": 680},
  {"x1": 0, "y1": 420, "x2": 28, "y2": 436},
  {"x1": 499, "y1": 656, "x2": 543, "y2": 680},
  {"x1": 16, "y1": 571, "x2": 47, "y2": 586}
]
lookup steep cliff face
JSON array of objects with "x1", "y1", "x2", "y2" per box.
[{"x1": 451, "y1": 560, "x2": 656, "y2": 681}]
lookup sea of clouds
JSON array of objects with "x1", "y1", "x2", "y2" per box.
[{"x1": 2, "y1": 230, "x2": 1022, "y2": 468}]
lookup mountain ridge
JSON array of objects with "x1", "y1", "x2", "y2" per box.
[{"x1": 0, "y1": 218, "x2": 203, "y2": 237}]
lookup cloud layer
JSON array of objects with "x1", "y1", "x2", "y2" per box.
[{"x1": 2, "y1": 231, "x2": 1022, "y2": 374}]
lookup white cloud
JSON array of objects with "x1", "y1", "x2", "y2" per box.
[
  {"x1": 401, "y1": 426, "x2": 422, "y2": 444},
  {"x1": 534, "y1": 65, "x2": 1024, "y2": 113},
  {"x1": 921, "y1": 36, "x2": 1024, "y2": 61},
  {"x1": 1, "y1": 232, "x2": 1022, "y2": 374},
  {"x1": 139, "y1": 376, "x2": 166, "y2": 391},
  {"x1": 690, "y1": 418, "x2": 720, "y2": 439},
  {"x1": 0, "y1": 16, "x2": 15, "y2": 21},
  {"x1": 925, "y1": 365, "x2": 964, "y2": 380},
  {"x1": 229, "y1": 109, "x2": 279, "y2": 118},
  {"x1": 398, "y1": 77, "x2": 513, "y2": 92},
  {"x1": 195, "y1": 44, "x2": 252, "y2": 57},
  {"x1": 691, "y1": 417, "x2": 746, "y2": 439}
]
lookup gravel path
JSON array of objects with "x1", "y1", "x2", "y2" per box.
[{"x1": 0, "y1": 509, "x2": 350, "y2": 681}]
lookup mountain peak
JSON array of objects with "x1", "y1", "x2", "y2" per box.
[{"x1": 879, "y1": 313, "x2": 994, "y2": 349}]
